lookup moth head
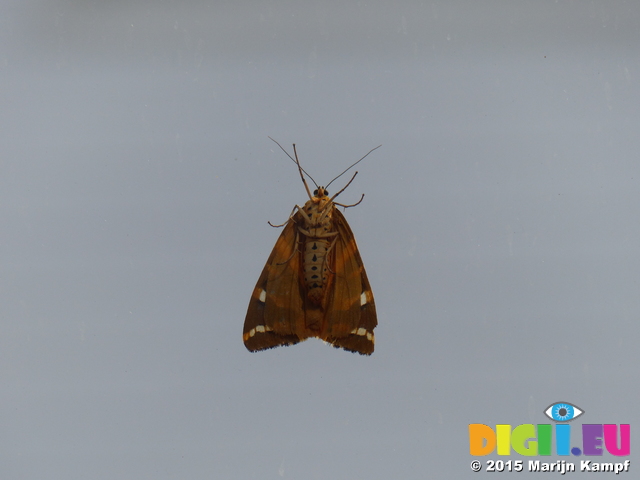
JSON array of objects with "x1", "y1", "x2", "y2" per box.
[{"x1": 313, "y1": 187, "x2": 329, "y2": 198}]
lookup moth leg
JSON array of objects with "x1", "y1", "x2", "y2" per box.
[
  {"x1": 334, "y1": 193, "x2": 365, "y2": 209},
  {"x1": 298, "y1": 227, "x2": 337, "y2": 239},
  {"x1": 329, "y1": 171, "x2": 358, "y2": 202},
  {"x1": 323, "y1": 235, "x2": 339, "y2": 274},
  {"x1": 294, "y1": 204, "x2": 312, "y2": 225},
  {"x1": 268, "y1": 205, "x2": 300, "y2": 228},
  {"x1": 316, "y1": 202, "x2": 334, "y2": 223}
]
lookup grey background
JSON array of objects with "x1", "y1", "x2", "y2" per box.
[{"x1": 2, "y1": 1, "x2": 638, "y2": 478}]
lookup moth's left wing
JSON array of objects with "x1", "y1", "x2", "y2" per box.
[{"x1": 243, "y1": 218, "x2": 306, "y2": 351}]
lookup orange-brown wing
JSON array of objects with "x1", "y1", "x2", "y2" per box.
[
  {"x1": 243, "y1": 216, "x2": 307, "y2": 352},
  {"x1": 322, "y1": 208, "x2": 377, "y2": 355}
]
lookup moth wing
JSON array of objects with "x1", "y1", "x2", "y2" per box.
[
  {"x1": 243, "y1": 216, "x2": 306, "y2": 352},
  {"x1": 323, "y1": 208, "x2": 377, "y2": 355}
]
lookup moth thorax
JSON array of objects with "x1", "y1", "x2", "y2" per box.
[
  {"x1": 304, "y1": 198, "x2": 333, "y2": 228},
  {"x1": 303, "y1": 238, "x2": 330, "y2": 305}
]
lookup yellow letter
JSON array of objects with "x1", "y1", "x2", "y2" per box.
[{"x1": 497, "y1": 424, "x2": 511, "y2": 455}]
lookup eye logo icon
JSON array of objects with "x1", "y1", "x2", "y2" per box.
[{"x1": 544, "y1": 402, "x2": 584, "y2": 422}]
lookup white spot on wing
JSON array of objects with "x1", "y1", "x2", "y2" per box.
[
  {"x1": 349, "y1": 327, "x2": 374, "y2": 343},
  {"x1": 246, "y1": 325, "x2": 273, "y2": 339},
  {"x1": 360, "y1": 291, "x2": 367, "y2": 306},
  {"x1": 259, "y1": 289, "x2": 266, "y2": 303}
]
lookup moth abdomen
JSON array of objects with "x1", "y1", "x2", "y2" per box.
[{"x1": 303, "y1": 237, "x2": 331, "y2": 304}]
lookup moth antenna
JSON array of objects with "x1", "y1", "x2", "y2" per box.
[
  {"x1": 268, "y1": 136, "x2": 318, "y2": 189},
  {"x1": 325, "y1": 144, "x2": 381, "y2": 189}
]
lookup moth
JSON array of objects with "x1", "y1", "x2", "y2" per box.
[{"x1": 243, "y1": 139, "x2": 380, "y2": 355}]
